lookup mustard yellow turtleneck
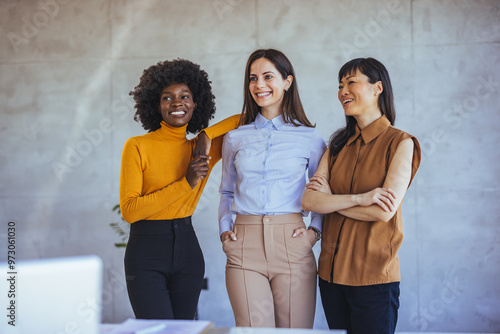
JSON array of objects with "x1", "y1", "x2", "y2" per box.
[{"x1": 119, "y1": 115, "x2": 240, "y2": 223}]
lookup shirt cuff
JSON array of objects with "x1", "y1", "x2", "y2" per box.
[
  {"x1": 219, "y1": 218, "x2": 233, "y2": 236},
  {"x1": 309, "y1": 214, "x2": 324, "y2": 233}
]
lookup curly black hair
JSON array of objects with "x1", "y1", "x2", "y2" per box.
[{"x1": 130, "y1": 59, "x2": 216, "y2": 134}]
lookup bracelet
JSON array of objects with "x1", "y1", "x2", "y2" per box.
[{"x1": 308, "y1": 226, "x2": 321, "y2": 241}]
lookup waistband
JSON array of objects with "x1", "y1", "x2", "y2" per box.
[
  {"x1": 235, "y1": 213, "x2": 303, "y2": 225},
  {"x1": 129, "y1": 216, "x2": 193, "y2": 235}
]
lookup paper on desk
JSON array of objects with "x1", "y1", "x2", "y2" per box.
[{"x1": 106, "y1": 318, "x2": 213, "y2": 334}]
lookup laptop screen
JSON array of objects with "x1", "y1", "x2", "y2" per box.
[{"x1": 1, "y1": 255, "x2": 102, "y2": 334}]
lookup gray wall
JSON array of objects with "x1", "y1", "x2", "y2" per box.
[{"x1": 1, "y1": 0, "x2": 499, "y2": 331}]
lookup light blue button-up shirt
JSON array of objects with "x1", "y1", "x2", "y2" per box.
[{"x1": 218, "y1": 113, "x2": 327, "y2": 235}]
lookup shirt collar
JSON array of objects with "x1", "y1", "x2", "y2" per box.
[
  {"x1": 346, "y1": 114, "x2": 391, "y2": 145},
  {"x1": 255, "y1": 112, "x2": 286, "y2": 130}
]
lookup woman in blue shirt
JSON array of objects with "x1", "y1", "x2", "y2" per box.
[{"x1": 219, "y1": 49, "x2": 326, "y2": 328}]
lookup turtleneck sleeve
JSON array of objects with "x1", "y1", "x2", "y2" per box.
[{"x1": 201, "y1": 114, "x2": 240, "y2": 140}]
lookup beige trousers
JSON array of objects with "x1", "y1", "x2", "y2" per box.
[{"x1": 223, "y1": 214, "x2": 317, "y2": 328}]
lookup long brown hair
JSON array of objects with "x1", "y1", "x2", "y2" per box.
[{"x1": 239, "y1": 49, "x2": 314, "y2": 127}]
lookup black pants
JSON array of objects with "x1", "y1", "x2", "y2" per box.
[
  {"x1": 319, "y1": 278, "x2": 400, "y2": 334},
  {"x1": 124, "y1": 217, "x2": 205, "y2": 319}
]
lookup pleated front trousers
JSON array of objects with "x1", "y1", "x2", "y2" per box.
[{"x1": 223, "y1": 213, "x2": 317, "y2": 328}]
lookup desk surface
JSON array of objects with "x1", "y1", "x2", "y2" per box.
[
  {"x1": 207, "y1": 327, "x2": 345, "y2": 334},
  {"x1": 206, "y1": 328, "x2": 341, "y2": 334},
  {"x1": 101, "y1": 324, "x2": 344, "y2": 334}
]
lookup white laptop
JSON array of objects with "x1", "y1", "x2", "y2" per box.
[{"x1": 1, "y1": 255, "x2": 102, "y2": 334}]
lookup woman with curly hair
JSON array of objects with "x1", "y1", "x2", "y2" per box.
[{"x1": 120, "y1": 59, "x2": 239, "y2": 320}]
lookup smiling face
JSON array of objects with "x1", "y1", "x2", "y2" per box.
[
  {"x1": 338, "y1": 69, "x2": 382, "y2": 119},
  {"x1": 248, "y1": 57, "x2": 292, "y2": 117},
  {"x1": 159, "y1": 83, "x2": 197, "y2": 128}
]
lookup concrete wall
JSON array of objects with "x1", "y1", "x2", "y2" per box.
[{"x1": 1, "y1": 0, "x2": 499, "y2": 331}]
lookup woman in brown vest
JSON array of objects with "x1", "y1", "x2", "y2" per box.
[{"x1": 302, "y1": 58, "x2": 421, "y2": 334}]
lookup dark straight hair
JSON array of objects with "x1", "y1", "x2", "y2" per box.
[
  {"x1": 239, "y1": 49, "x2": 314, "y2": 127},
  {"x1": 329, "y1": 57, "x2": 395, "y2": 156}
]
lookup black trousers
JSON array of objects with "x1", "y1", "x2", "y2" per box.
[
  {"x1": 124, "y1": 217, "x2": 205, "y2": 319},
  {"x1": 319, "y1": 278, "x2": 400, "y2": 334}
]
